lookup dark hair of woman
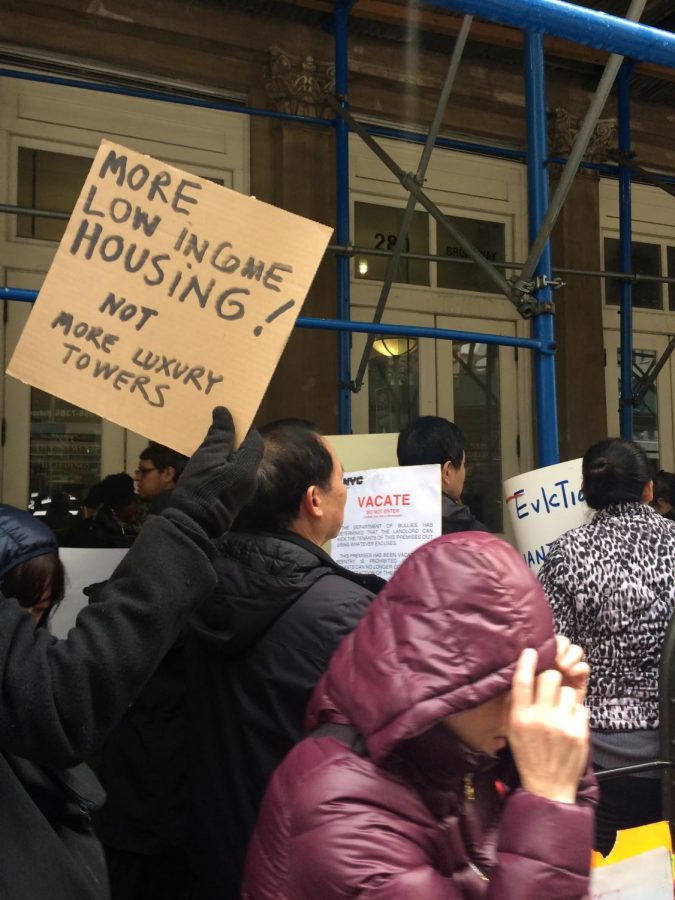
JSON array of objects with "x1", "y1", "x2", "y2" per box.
[
  {"x1": 1, "y1": 553, "x2": 65, "y2": 628},
  {"x1": 582, "y1": 437, "x2": 650, "y2": 511}
]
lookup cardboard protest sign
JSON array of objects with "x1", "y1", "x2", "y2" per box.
[
  {"x1": 8, "y1": 140, "x2": 332, "y2": 454},
  {"x1": 331, "y1": 464, "x2": 441, "y2": 580},
  {"x1": 326, "y1": 432, "x2": 398, "y2": 473},
  {"x1": 503, "y1": 458, "x2": 589, "y2": 573}
]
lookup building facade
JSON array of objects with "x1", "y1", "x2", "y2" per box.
[{"x1": 1, "y1": 0, "x2": 675, "y2": 532}]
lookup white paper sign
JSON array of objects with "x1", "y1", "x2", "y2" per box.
[
  {"x1": 504, "y1": 458, "x2": 589, "y2": 573},
  {"x1": 51, "y1": 547, "x2": 128, "y2": 638},
  {"x1": 590, "y1": 846, "x2": 673, "y2": 898},
  {"x1": 331, "y1": 464, "x2": 441, "y2": 580}
]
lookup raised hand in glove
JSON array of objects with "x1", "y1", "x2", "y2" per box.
[{"x1": 165, "y1": 406, "x2": 263, "y2": 539}]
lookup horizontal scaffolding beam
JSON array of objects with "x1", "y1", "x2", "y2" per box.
[
  {"x1": 429, "y1": 0, "x2": 675, "y2": 69},
  {"x1": 0, "y1": 287, "x2": 550, "y2": 353}
]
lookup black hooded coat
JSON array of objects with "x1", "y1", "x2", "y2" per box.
[{"x1": 186, "y1": 528, "x2": 384, "y2": 898}]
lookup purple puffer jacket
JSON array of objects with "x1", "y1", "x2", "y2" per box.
[{"x1": 243, "y1": 531, "x2": 597, "y2": 899}]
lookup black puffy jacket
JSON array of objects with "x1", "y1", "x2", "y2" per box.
[{"x1": 186, "y1": 529, "x2": 384, "y2": 898}]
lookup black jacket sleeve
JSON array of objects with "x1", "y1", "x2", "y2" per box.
[{"x1": 0, "y1": 515, "x2": 216, "y2": 768}]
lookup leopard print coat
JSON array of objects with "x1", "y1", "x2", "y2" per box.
[{"x1": 539, "y1": 501, "x2": 675, "y2": 731}]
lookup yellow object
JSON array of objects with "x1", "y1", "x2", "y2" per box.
[{"x1": 591, "y1": 821, "x2": 673, "y2": 868}]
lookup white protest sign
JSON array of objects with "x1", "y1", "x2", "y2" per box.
[
  {"x1": 331, "y1": 464, "x2": 441, "y2": 580},
  {"x1": 51, "y1": 547, "x2": 128, "y2": 638},
  {"x1": 590, "y1": 847, "x2": 673, "y2": 899},
  {"x1": 504, "y1": 458, "x2": 589, "y2": 573},
  {"x1": 8, "y1": 140, "x2": 332, "y2": 455}
]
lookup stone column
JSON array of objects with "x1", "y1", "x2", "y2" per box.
[
  {"x1": 251, "y1": 46, "x2": 340, "y2": 433},
  {"x1": 548, "y1": 108, "x2": 613, "y2": 461}
]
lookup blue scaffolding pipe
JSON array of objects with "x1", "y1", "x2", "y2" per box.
[
  {"x1": 0, "y1": 287, "x2": 549, "y2": 352},
  {"x1": 430, "y1": 0, "x2": 675, "y2": 68},
  {"x1": 0, "y1": 67, "x2": 335, "y2": 128},
  {"x1": 334, "y1": 2, "x2": 352, "y2": 434},
  {"x1": 297, "y1": 318, "x2": 549, "y2": 352},
  {"x1": 618, "y1": 64, "x2": 635, "y2": 440},
  {"x1": 524, "y1": 30, "x2": 559, "y2": 466},
  {"x1": 5, "y1": 65, "x2": 675, "y2": 188}
]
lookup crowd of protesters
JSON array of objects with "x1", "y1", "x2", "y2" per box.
[{"x1": 2, "y1": 410, "x2": 673, "y2": 898}]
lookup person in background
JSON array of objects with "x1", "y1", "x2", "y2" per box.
[
  {"x1": 61, "y1": 481, "x2": 104, "y2": 547},
  {"x1": 187, "y1": 419, "x2": 385, "y2": 899},
  {"x1": 397, "y1": 415, "x2": 488, "y2": 534},
  {"x1": 134, "y1": 443, "x2": 188, "y2": 514},
  {"x1": 540, "y1": 438, "x2": 675, "y2": 854},
  {"x1": 0, "y1": 407, "x2": 263, "y2": 900},
  {"x1": 87, "y1": 473, "x2": 144, "y2": 549},
  {"x1": 43, "y1": 490, "x2": 77, "y2": 543},
  {"x1": 243, "y1": 531, "x2": 596, "y2": 900},
  {"x1": 652, "y1": 469, "x2": 675, "y2": 521}
]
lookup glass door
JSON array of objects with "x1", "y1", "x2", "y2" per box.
[
  {"x1": 437, "y1": 315, "x2": 519, "y2": 533},
  {"x1": 350, "y1": 310, "x2": 520, "y2": 533},
  {"x1": 604, "y1": 330, "x2": 675, "y2": 472}
]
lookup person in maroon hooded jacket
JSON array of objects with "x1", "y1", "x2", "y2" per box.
[{"x1": 243, "y1": 531, "x2": 597, "y2": 899}]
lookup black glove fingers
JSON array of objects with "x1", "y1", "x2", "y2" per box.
[{"x1": 229, "y1": 429, "x2": 264, "y2": 472}]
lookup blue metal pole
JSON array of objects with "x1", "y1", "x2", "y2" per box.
[
  {"x1": 0, "y1": 287, "x2": 549, "y2": 352},
  {"x1": 334, "y1": 2, "x2": 352, "y2": 434},
  {"x1": 618, "y1": 64, "x2": 634, "y2": 439},
  {"x1": 430, "y1": 0, "x2": 675, "y2": 68},
  {"x1": 524, "y1": 30, "x2": 559, "y2": 467},
  {"x1": 0, "y1": 67, "x2": 334, "y2": 128}
]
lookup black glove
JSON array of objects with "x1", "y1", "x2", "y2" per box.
[{"x1": 165, "y1": 407, "x2": 263, "y2": 538}]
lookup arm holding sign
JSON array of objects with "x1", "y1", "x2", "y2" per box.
[{"x1": 0, "y1": 407, "x2": 263, "y2": 766}]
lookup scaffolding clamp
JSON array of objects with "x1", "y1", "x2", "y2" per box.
[{"x1": 508, "y1": 275, "x2": 562, "y2": 317}]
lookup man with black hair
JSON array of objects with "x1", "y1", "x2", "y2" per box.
[
  {"x1": 397, "y1": 415, "x2": 488, "y2": 534},
  {"x1": 134, "y1": 443, "x2": 188, "y2": 514},
  {"x1": 186, "y1": 419, "x2": 385, "y2": 899}
]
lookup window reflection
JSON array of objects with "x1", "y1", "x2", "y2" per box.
[
  {"x1": 30, "y1": 389, "x2": 101, "y2": 518},
  {"x1": 368, "y1": 338, "x2": 419, "y2": 433},
  {"x1": 617, "y1": 349, "x2": 659, "y2": 468}
]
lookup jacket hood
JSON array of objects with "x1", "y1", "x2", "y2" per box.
[
  {"x1": 307, "y1": 531, "x2": 557, "y2": 763},
  {"x1": 190, "y1": 530, "x2": 382, "y2": 656},
  {"x1": 0, "y1": 504, "x2": 58, "y2": 581}
]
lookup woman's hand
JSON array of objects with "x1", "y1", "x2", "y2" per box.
[
  {"x1": 555, "y1": 635, "x2": 589, "y2": 704},
  {"x1": 508, "y1": 648, "x2": 590, "y2": 804}
]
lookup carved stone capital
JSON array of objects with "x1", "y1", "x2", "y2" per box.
[
  {"x1": 264, "y1": 46, "x2": 335, "y2": 117},
  {"x1": 548, "y1": 107, "x2": 617, "y2": 168}
]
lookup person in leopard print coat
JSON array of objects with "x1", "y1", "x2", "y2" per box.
[{"x1": 539, "y1": 437, "x2": 675, "y2": 854}]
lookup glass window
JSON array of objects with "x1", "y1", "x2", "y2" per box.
[
  {"x1": 17, "y1": 148, "x2": 92, "y2": 242},
  {"x1": 367, "y1": 337, "x2": 419, "y2": 433},
  {"x1": 604, "y1": 237, "x2": 662, "y2": 310},
  {"x1": 452, "y1": 342, "x2": 503, "y2": 531},
  {"x1": 354, "y1": 202, "x2": 429, "y2": 285},
  {"x1": 30, "y1": 389, "x2": 102, "y2": 531},
  {"x1": 437, "y1": 216, "x2": 505, "y2": 292}
]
